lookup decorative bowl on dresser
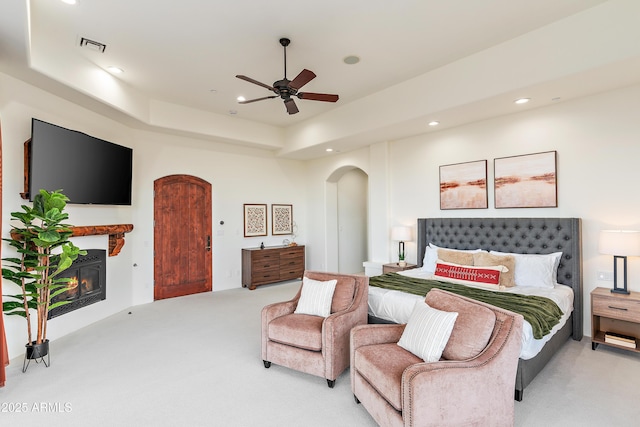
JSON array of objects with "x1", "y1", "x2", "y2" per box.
[{"x1": 241, "y1": 245, "x2": 305, "y2": 290}]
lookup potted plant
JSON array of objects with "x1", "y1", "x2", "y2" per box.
[
  {"x1": 398, "y1": 252, "x2": 407, "y2": 268},
  {"x1": 2, "y1": 189, "x2": 85, "y2": 371}
]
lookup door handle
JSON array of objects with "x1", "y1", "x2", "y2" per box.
[{"x1": 206, "y1": 235, "x2": 211, "y2": 251}]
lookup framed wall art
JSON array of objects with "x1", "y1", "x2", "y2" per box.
[
  {"x1": 494, "y1": 150, "x2": 557, "y2": 208},
  {"x1": 439, "y1": 160, "x2": 488, "y2": 210},
  {"x1": 243, "y1": 204, "x2": 267, "y2": 237},
  {"x1": 271, "y1": 204, "x2": 293, "y2": 235}
]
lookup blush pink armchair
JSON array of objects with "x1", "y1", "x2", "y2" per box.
[
  {"x1": 261, "y1": 270, "x2": 368, "y2": 387},
  {"x1": 351, "y1": 288, "x2": 524, "y2": 427}
]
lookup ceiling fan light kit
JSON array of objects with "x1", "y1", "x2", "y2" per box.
[{"x1": 236, "y1": 38, "x2": 339, "y2": 115}]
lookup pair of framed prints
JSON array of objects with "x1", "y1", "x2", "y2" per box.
[
  {"x1": 439, "y1": 151, "x2": 557, "y2": 210},
  {"x1": 243, "y1": 204, "x2": 293, "y2": 237}
]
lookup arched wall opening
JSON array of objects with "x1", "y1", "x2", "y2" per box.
[{"x1": 325, "y1": 166, "x2": 368, "y2": 273}]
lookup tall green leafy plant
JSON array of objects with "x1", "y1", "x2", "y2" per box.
[{"x1": 2, "y1": 189, "x2": 86, "y2": 345}]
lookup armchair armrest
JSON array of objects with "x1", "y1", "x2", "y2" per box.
[
  {"x1": 350, "y1": 323, "x2": 406, "y2": 391},
  {"x1": 262, "y1": 299, "x2": 298, "y2": 323},
  {"x1": 350, "y1": 323, "x2": 406, "y2": 350},
  {"x1": 261, "y1": 298, "x2": 298, "y2": 361},
  {"x1": 322, "y1": 283, "x2": 369, "y2": 381}
]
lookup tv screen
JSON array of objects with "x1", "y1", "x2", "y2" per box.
[{"x1": 29, "y1": 118, "x2": 133, "y2": 205}]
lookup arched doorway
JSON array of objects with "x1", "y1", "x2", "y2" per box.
[
  {"x1": 153, "y1": 175, "x2": 212, "y2": 300},
  {"x1": 326, "y1": 167, "x2": 368, "y2": 274}
]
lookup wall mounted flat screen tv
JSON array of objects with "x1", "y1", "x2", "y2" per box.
[{"x1": 28, "y1": 118, "x2": 133, "y2": 205}]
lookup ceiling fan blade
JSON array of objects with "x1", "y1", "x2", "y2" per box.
[
  {"x1": 236, "y1": 75, "x2": 275, "y2": 91},
  {"x1": 288, "y1": 69, "x2": 316, "y2": 90},
  {"x1": 239, "y1": 96, "x2": 277, "y2": 104},
  {"x1": 284, "y1": 98, "x2": 299, "y2": 115},
  {"x1": 297, "y1": 92, "x2": 339, "y2": 102}
]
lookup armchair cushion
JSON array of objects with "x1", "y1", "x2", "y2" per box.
[
  {"x1": 268, "y1": 313, "x2": 324, "y2": 351},
  {"x1": 426, "y1": 289, "x2": 496, "y2": 360},
  {"x1": 355, "y1": 343, "x2": 421, "y2": 411},
  {"x1": 294, "y1": 277, "x2": 337, "y2": 317},
  {"x1": 397, "y1": 301, "x2": 458, "y2": 362}
]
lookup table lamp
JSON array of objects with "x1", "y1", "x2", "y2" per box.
[
  {"x1": 599, "y1": 230, "x2": 640, "y2": 294},
  {"x1": 391, "y1": 226, "x2": 412, "y2": 266}
]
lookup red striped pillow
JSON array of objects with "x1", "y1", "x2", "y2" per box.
[{"x1": 433, "y1": 261, "x2": 506, "y2": 289}]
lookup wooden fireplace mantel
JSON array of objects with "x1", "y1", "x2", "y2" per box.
[
  {"x1": 10, "y1": 224, "x2": 134, "y2": 257},
  {"x1": 70, "y1": 224, "x2": 134, "y2": 257}
]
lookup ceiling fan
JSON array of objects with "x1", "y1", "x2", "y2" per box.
[{"x1": 236, "y1": 38, "x2": 339, "y2": 115}]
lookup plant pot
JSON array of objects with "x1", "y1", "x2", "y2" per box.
[
  {"x1": 25, "y1": 340, "x2": 49, "y2": 359},
  {"x1": 398, "y1": 261, "x2": 407, "y2": 267},
  {"x1": 23, "y1": 339, "x2": 50, "y2": 372}
]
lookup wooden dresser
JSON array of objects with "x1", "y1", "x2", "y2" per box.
[{"x1": 242, "y1": 245, "x2": 305, "y2": 290}]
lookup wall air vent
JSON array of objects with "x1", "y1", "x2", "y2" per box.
[{"x1": 79, "y1": 37, "x2": 106, "y2": 53}]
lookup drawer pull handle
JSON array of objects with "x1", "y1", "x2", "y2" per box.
[{"x1": 608, "y1": 306, "x2": 628, "y2": 311}]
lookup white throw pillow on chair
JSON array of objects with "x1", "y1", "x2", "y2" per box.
[
  {"x1": 398, "y1": 300, "x2": 458, "y2": 362},
  {"x1": 294, "y1": 277, "x2": 338, "y2": 317}
]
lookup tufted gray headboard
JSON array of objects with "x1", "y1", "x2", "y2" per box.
[{"x1": 416, "y1": 217, "x2": 583, "y2": 340}]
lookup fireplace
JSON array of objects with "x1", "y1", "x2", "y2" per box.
[{"x1": 48, "y1": 249, "x2": 106, "y2": 319}]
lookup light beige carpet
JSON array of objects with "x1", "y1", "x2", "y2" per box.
[{"x1": 1, "y1": 280, "x2": 639, "y2": 426}]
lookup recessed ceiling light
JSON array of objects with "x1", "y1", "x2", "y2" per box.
[
  {"x1": 107, "y1": 66, "x2": 123, "y2": 74},
  {"x1": 209, "y1": 89, "x2": 217, "y2": 94},
  {"x1": 326, "y1": 148, "x2": 334, "y2": 152},
  {"x1": 237, "y1": 96, "x2": 246, "y2": 102},
  {"x1": 552, "y1": 97, "x2": 561, "y2": 102},
  {"x1": 343, "y1": 55, "x2": 360, "y2": 65},
  {"x1": 61, "y1": 0, "x2": 77, "y2": 4},
  {"x1": 428, "y1": 121, "x2": 440, "y2": 126},
  {"x1": 229, "y1": 110, "x2": 238, "y2": 115},
  {"x1": 514, "y1": 98, "x2": 530, "y2": 104}
]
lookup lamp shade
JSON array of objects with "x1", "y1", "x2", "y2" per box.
[
  {"x1": 599, "y1": 230, "x2": 640, "y2": 256},
  {"x1": 391, "y1": 226, "x2": 412, "y2": 242}
]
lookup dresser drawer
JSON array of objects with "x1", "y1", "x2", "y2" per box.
[
  {"x1": 252, "y1": 269, "x2": 281, "y2": 284},
  {"x1": 280, "y1": 256, "x2": 303, "y2": 268},
  {"x1": 252, "y1": 250, "x2": 280, "y2": 262},
  {"x1": 592, "y1": 295, "x2": 640, "y2": 323},
  {"x1": 252, "y1": 258, "x2": 280, "y2": 272},
  {"x1": 280, "y1": 268, "x2": 304, "y2": 281},
  {"x1": 280, "y1": 247, "x2": 304, "y2": 259}
]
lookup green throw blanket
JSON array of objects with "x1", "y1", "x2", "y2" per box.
[{"x1": 370, "y1": 273, "x2": 563, "y2": 339}]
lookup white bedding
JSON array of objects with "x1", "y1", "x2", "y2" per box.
[{"x1": 368, "y1": 269, "x2": 574, "y2": 360}]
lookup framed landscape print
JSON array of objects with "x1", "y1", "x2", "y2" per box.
[
  {"x1": 494, "y1": 151, "x2": 557, "y2": 208},
  {"x1": 243, "y1": 204, "x2": 267, "y2": 237},
  {"x1": 439, "y1": 160, "x2": 488, "y2": 209},
  {"x1": 271, "y1": 204, "x2": 293, "y2": 235}
]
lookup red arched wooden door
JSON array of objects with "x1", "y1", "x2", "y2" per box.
[{"x1": 154, "y1": 175, "x2": 212, "y2": 300}]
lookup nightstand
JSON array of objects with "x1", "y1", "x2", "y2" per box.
[
  {"x1": 591, "y1": 287, "x2": 640, "y2": 353},
  {"x1": 382, "y1": 262, "x2": 417, "y2": 274}
]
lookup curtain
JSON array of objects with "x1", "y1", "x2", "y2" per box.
[{"x1": 0, "y1": 119, "x2": 7, "y2": 387}]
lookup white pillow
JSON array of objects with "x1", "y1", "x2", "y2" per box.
[
  {"x1": 422, "y1": 244, "x2": 484, "y2": 273},
  {"x1": 397, "y1": 300, "x2": 458, "y2": 362},
  {"x1": 421, "y1": 246, "x2": 439, "y2": 273},
  {"x1": 294, "y1": 277, "x2": 338, "y2": 317},
  {"x1": 489, "y1": 251, "x2": 562, "y2": 289}
]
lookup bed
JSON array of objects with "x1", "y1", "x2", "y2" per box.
[{"x1": 368, "y1": 217, "x2": 583, "y2": 401}]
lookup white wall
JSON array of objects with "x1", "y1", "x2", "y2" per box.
[
  {"x1": 305, "y1": 83, "x2": 640, "y2": 338},
  {"x1": 0, "y1": 72, "x2": 308, "y2": 359},
  {"x1": 337, "y1": 168, "x2": 368, "y2": 274}
]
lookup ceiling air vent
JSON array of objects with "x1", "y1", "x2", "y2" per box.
[{"x1": 79, "y1": 37, "x2": 106, "y2": 53}]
